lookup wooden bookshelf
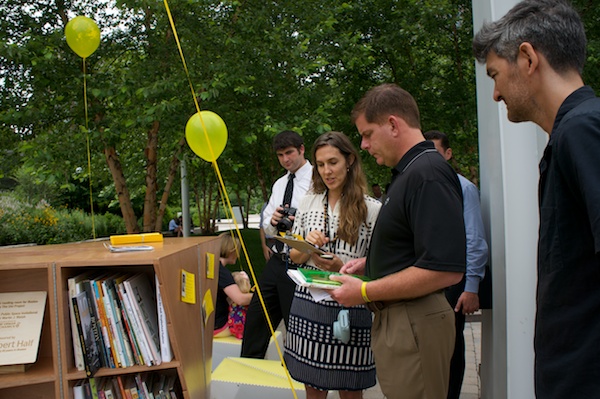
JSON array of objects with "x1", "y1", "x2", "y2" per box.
[
  {"x1": 0, "y1": 236, "x2": 220, "y2": 399},
  {"x1": 0, "y1": 245, "x2": 63, "y2": 398}
]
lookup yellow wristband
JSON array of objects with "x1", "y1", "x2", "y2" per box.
[{"x1": 361, "y1": 281, "x2": 371, "y2": 303}]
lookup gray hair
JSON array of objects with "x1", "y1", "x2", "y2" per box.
[{"x1": 472, "y1": 0, "x2": 586, "y2": 74}]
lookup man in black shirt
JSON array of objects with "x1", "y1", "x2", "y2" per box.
[
  {"x1": 473, "y1": 1, "x2": 600, "y2": 397},
  {"x1": 331, "y1": 83, "x2": 466, "y2": 399}
]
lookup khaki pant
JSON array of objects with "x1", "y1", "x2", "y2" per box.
[{"x1": 371, "y1": 291, "x2": 455, "y2": 399}]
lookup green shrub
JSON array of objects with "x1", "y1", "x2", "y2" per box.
[{"x1": 0, "y1": 193, "x2": 126, "y2": 246}]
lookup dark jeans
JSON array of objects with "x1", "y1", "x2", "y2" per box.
[{"x1": 240, "y1": 254, "x2": 296, "y2": 358}]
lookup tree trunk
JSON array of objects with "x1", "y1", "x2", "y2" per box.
[
  {"x1": 154, "y1": 137, "x2": 186, "y2": 232},
  {"x1": 253, "y1": 159, "x2": 269, "y2": 202},
  {"x1": 142, "y1": 120, "x2": 160, "y2": 232},
  {"x1": 104, "y1": 146, "x2": 139, "y2": 233}
]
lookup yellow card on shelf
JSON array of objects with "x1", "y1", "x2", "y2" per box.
[
  {"x1": 203, "y1": 289, "x2": 214, "y2": 326},
  {"x1": 180, "y1": 270, "x2": 196, "y2": 304},
  {"x1": 206, "y1": 253, "x2": 215, "y2": 279}
]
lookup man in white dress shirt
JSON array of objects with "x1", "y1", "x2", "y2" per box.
[{"x1": 241, "y1": 130, "x2": 313, "y2": 358}]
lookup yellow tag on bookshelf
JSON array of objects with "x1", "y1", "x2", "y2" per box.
[
  {"x1": 206, "y1": 252, "x2": 215, "y2": 279},
  {"x1": 202, "y1": 289, "x2": 214, "y2": 326},
  {"x1": 180, "y1": 270, "x2": 196, "y2": 304}
]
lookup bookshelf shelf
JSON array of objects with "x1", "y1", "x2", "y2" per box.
[{"x1": 0, "y1": 237, "x2": 220, "y2": 399}]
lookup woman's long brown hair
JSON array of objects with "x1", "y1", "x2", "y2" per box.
[{"x1": 311, "y1": 131, "x2": 368, "y2": 245}]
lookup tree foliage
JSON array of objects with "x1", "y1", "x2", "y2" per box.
[{"x1": 2, "y1": 0, "x2": 598, "y2": 238}]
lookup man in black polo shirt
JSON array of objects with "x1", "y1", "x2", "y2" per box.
[
  {"x1": 331, "y1": 83, "x2": 466, "y2": 399},
  {"x1": 473, "y1": 1, "x2": 600, "y2": 397}
]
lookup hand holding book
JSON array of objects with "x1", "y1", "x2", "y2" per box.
[{"x1": 287, "y1": 268, "x2": 370, "y2": 291}]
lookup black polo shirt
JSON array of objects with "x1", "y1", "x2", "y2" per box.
[
  {"x1": 366, "y1": 141, "x2": 466, "y2": 280},
  {"x1": 535, "y1": 86, "x2": 600, "y2": 398}
]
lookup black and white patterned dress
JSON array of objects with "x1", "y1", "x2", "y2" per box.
[{"x1": 284, "y1": 193, "x2": 381, "y2": 391}]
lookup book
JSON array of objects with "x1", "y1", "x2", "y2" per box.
[
  {"x1": 156, "y1": 274, "x2": 173, "y2": 363},
  {"x1": 106, "y1": 275, "x2": 139, "y2": 366},
  {"x1": 118, "y1": 278, "x2": 154, "y2": 366},
  {"x1": 116, "y1": 375, "x2": 128, "y2": 399},
  {"x1": 113, "y1": 275, "x2": 144, "y2": 366},
  {"x1": 82, "y1": 278, "x2": 111, "y2": 368},
  {"x1": 68, "y1": 272, "x2": 93, "y2": 371},
  {"x1": 72, "y1": 290, "x2": 102, "y2": 377},
  {"x1": 136, "y1": 372, "x2": 153, "y2": 399},
  {"x1": 89, "y1": 275, "x2": 118, "y2": 368},
  {"x1": 287, "y1": 268, "x2": 371, "y2": 290},
  {"x1": 102, "y1": 275, "x2": 134, "y2": 367},
  {"x1": 73, "y1": 379, "x2": 86, "y2": 399},
  {"x1": 0, "y1": 291, "x2": 47, "y2": 368},
  {"x1": 125, "y1": 375, "x2": 139, "y2": 399},
  {"x1": 124, "y1": 273, "x2": 161, "y2": 366},
  {"x1": 89, "y1": 377, "x2": 100, "y2": 399},
  {"x1": 271, "y1": 235, "x2": 326, "y2": 255}
]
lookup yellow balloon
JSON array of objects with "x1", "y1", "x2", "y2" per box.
[
  {"x1": 65, "y1": 16, "x2": 100, "y2": 59},
  {"x1": 185, "y1": 111, "x2": 228, "y2": 162}
]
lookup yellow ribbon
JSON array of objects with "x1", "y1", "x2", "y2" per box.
[{"x1": 162, "y1": 2, "x2": 297, "y2": 397}]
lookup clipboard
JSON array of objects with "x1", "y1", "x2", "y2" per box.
[{"x1": 271, "y1": 235, "x2": 326, "y2": 255}]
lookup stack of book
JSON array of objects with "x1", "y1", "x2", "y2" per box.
[
  {"x1": 287, "y1": 267, "x2": 371, "y2": 290},
  {"x1": 72, "y1": 371, "x2": 181, "y2": 399},
  {"x1": 68, "y1": 272, "x2": 173, "y2": 377}
]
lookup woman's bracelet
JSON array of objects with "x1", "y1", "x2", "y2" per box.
[{"x1": 361, "y1": 281, "x2": 371, "y2": 303}]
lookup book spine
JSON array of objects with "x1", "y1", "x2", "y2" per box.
[
  {"x1": 89, "y1": 377, "x2": 100, "y2": 399},
  {"x1": 124, "y1": 276, "x2": 161, "y2": 365},
  {"x1": 108, "y1": 277, "x2": 141, "y2": 366},
  {"x1": 156, "y1": 275, "x2": 173, "y2": 363},
  {"x1": 119, "y1": 280, "x2": 154, "y2": 366},
  {"x1": 73, "y1": 380, "x2": 86, "y2": 399},
  {"x1": 114, "y1": 279, "x2": 143, "y2": 366},
  {"x1": 68, "y1": 276, "x2": 86, "y2": 371},
  {"x1": 83, "y1": 280, "x2": 110, "y2": 368},
  {"x1": 116, "y1": 375, "x2": 129, "y2": 399},
  {"x1": 92, "y1": 278, "x2": 118, "y2": 368},
  {"x1": 101, "y1": 278, "x2": 129, "y2": 367},
  {"x1": 72, "y1": 294, "x2": 94, "y2": 377}
]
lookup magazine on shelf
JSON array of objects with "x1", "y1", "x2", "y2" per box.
[{"x1": 287, "y1": 268, "x2": 371, "y2": 290}]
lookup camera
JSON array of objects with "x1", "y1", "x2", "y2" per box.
[
  {"x1": 276, "y1": 205, "x2": 297, "y2": 232},
  {"x1": 333, "y1": 309, "x2": 350, "y2": 344}
]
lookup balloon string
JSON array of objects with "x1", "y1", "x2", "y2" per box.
[
  {"x1": 162, "y1": 0, "x2": 215, "y2": 163},
  {"x1": 83, "y1": 58, "x2": 96, "y2": 239},
  {"x1": 163, "y1": 2, "x2": 296, "y2": 395}
]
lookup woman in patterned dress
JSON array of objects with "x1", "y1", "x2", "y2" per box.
[{"x1": 285, "y1": 131, "x2": 381, "y2": 399}]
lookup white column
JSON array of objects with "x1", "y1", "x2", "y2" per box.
[{"x1": 472, "y1": 1, "x2": 547, "y2": 398}]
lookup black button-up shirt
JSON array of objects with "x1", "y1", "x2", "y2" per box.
[{"x1": 535, "y1": 86, "x2": 600, "y2": 398}]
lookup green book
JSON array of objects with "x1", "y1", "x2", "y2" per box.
[{"x1": 287, "y1": 268, "x2": 370, "y2": 290}]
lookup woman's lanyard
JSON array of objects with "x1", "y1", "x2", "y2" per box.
[{"x1": 323, "y1": 191, "x2": 337, "y2": 254}]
